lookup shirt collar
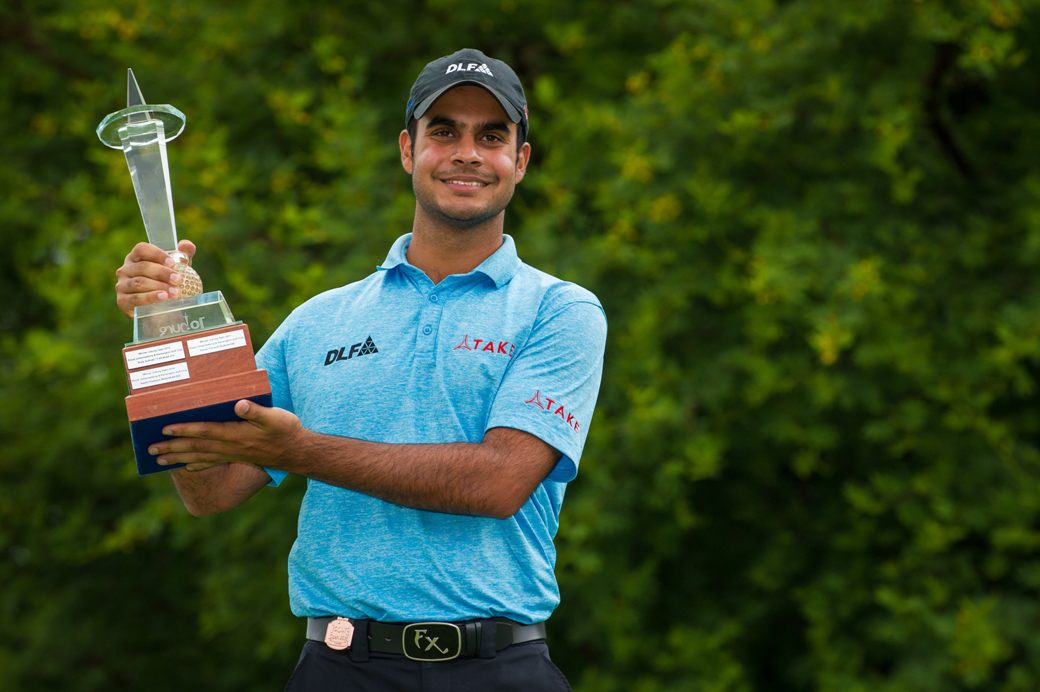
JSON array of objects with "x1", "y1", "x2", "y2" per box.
[{"x1": 377, "y1": 233, "x2": 521, "y2": 288}]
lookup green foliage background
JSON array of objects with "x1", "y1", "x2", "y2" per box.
[{"x1": 3, "y1": 0, "x2": 1040, "y2": 689}]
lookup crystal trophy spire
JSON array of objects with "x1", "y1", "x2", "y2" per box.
[{"x1": 97, "y1": 69, "x2": 202, "y2": 297}]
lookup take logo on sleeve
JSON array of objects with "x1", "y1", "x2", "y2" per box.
[
  {"x1": 525, "y1": 389, "x2": 580, "y2": 433},
  {"x1": 452, "y1": 334, "x2": 516, "y2": 357},
  {"x1": 324, "y1": 336, "x2": 379, "y2": 366}
]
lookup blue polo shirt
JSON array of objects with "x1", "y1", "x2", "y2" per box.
[{"x1": 257, "y1": 233, "x2": 606, "y2": 623}]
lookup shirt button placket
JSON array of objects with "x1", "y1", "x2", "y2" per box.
[{"x1": 418, "y1": 291, "x2": 442, "y2": 352}]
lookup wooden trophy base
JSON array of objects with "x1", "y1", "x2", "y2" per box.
[{"x1": 123, "y1": 323, "x2": 271, "y2": 475}]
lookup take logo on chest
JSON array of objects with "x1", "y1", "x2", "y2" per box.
[{"x1": 452, "y1": 334, "x2": 516, "y2": 357}]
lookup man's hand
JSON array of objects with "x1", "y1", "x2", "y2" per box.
[
  {"x1": 150, "y1": 400, "x2": 305, "y2": 472},
  {"x1": 115, "y1": 239, "x2": 197, "y2": 318}
]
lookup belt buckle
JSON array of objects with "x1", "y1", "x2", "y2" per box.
[
  {"x1": 402, "y1": 622, "x2": 462, "y2": 662},
  {"x1": 324, "y1": 617, "x2": 355, "y2": 651}
]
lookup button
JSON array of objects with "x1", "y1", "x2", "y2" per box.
[
  {"x1": 422, "y1": 325, "x2": 433, "y2": 335},
  {"x1": 428, "y1": 294, "x2": 439, "y2": 303}
]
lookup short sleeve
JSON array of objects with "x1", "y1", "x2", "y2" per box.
[
  {"x1": 485, "y1": 299, "x2": 607, "y2": 482},
  {"x1": 256, "y1": 321, "x2": 295, "y2": 488}
]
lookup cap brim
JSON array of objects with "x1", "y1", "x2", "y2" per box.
[{"x1": 411, "y1": 80, "x2": 523, "y2": 125}]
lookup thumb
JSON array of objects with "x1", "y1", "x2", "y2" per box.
[
  {"x1": 235, "y1": 399, "x2": 263, "y2": 422},
  {"x1": 177, "y1": 239, "x2": 197, "y2": 260}
]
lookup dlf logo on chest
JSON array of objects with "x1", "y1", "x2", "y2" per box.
[{"x1": 324, "y1": 336, "x2": 379, "y2": 366}]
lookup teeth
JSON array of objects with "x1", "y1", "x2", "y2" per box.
[{"x1": 445, "y1": 179, "x2": 484, "y2": 187}]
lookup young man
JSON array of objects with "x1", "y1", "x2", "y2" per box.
[{"x1": 115, "y1": 48, "x2": 606, "y2": 691}]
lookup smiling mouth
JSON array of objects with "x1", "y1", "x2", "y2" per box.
[{"x1": 441, "y1": 178, "x2": 488, "y2": 188}]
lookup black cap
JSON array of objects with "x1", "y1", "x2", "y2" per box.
[{"x1": 405, "y1": 48, "x2": 528, "y2": 138}]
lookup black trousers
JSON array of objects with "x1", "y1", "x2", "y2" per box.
[{"x1": 284, "y1": 639, "x2": 572, "y2": 692}]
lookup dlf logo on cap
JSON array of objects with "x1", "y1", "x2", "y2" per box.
[
  {"x1": 406, "y1": 48, "x2": 528, "y2": 138},
  {"x1": 445, "y1": 62, "x2": 494, "y2": 77}
]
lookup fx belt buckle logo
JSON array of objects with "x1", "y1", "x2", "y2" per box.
[{"x1": 402, "y1": 622, "x2": 462, "y2": 662}]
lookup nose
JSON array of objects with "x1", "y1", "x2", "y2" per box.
[{"x1": 451, "y1": 133, "x2": 482, "y2": 166}]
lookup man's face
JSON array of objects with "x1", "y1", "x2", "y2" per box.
[{"x1": 400, "y1": 85, "x2": 530, "y2": 230}]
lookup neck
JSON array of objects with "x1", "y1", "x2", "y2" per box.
[{"x1": 406, "y1": 213, "x2": 505, "y2": 284}]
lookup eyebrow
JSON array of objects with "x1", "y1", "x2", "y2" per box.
[{"x1": 425, "y1": 116, "x2": 511, "y2": 137}]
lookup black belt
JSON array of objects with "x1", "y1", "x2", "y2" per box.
[{"x1": 306, "y1": 617, "x2": 546, "y2": 662}]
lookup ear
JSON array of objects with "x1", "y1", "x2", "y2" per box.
[
  {"x1": 399, "y1": 129, "x2": 414, "y2": 174},
  {"x1": 514, "y1": 141, "x2": 531, "y2": 184}
]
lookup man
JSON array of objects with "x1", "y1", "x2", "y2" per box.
[{"x1": 115, "y1": 48, "x2": 606, "y2": 691}]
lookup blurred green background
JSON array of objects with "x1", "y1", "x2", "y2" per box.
[{"x1": 3, "y1": 0, "x2": 1040, "y2": 689}]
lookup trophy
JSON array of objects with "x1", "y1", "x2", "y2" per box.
[{"x1": 98, "y1": 69, "x2": 271, "y2": 475}]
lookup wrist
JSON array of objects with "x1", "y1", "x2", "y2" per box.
[{"x1": 277, "y1": 424, "x2": 312, "y2": 474}]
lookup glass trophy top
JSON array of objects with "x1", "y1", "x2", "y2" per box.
[
  {"x1": 96, "y1": 104, "x2": 186, "y2": 149},
  {"x1": 97, "y1": 69, "x2": 186, "y2": 253},
  {"x1": 96, "y1": 69, "x2": 186, "y2": 149},
  {"x1": 132, "y1": 291, "x2": 237, "y2": 344}
]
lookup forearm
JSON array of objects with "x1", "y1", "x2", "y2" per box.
[
  {"x1": 152, "y1": 403, "x2": 559, "y2": 518},
  {"x1": 280, "y1": 428, "x2": 554, "y2": 519},
  {"x1": 169, "y1": 462, "x2": 269, "y2": 516}
]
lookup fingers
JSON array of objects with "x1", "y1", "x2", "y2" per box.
[
  {"x1": 114, "y1": 277, "x2": 180, "y2": 314},
  {"x1": 152, "y1": 438, "x2": 241, "y2": 467},
  {"x1": 160, "y1": 420, "x2": 244, "y2": 440},
  {"x1": 151, "y1": 420, "x2": 255, "y2": 466},
  {"x1": 115, "y1": 240, "x2": 197, "y2": 318}
]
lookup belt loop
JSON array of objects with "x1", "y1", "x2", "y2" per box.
[
  {"x1": 349, "y1": 619, "x2": 370, "y2": 662},
  {"x1": 464, "y1": 621, "x2": 479, "y2": 656},
  {"x1": 478, "y1": 619, "x2": 497, "y2": 659}
]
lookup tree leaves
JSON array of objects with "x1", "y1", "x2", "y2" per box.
[{"x1": 3, "y1": 1, "x2": 1040, "y2": 690}]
